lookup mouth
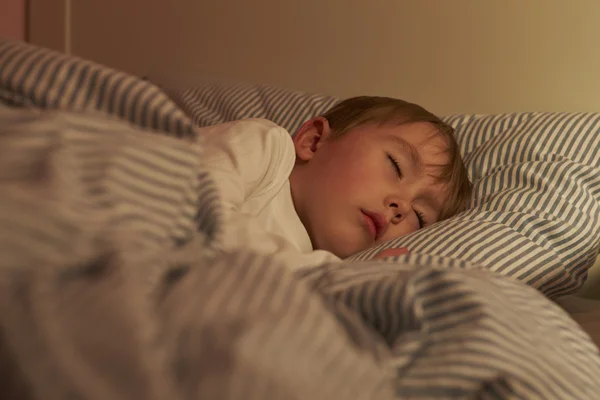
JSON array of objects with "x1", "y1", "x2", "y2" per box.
[{"x1": 360, "y1": 209, "x2": 388, "y2": 241}]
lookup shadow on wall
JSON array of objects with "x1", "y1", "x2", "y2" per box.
[{"x1": 580, "y1": 257, "x2": 600, "y2": 299}]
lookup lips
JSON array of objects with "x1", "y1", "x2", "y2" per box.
[{"x1": 361, "y1": 210, "x2": 388, "y2": 241}]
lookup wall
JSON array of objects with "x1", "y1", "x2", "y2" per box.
[
  {"x1": 51, "y1": 0, "x2": 600, "y2": 115},
  {"x1": 0, "y1": 0, "x2": 26, "y2": 41},
  {"x1": 581, "y1": 259, "x2": 600, "y2": 299},
  {"x1": 28, "y1": 0, "x2": 69, "y2": 53}
]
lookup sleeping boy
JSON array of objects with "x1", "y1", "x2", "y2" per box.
[{"x1": 201, "y1": 96, "x2": 472, "y2": 269}]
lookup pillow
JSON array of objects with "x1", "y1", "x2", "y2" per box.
[
  {"x1": 0, "y1": 40, "x2": 194, "y2": 138},
  {"x1": 170, "y1": 84, "x2": 600, "y2": 298},
  {"x1": 169, "y1": 83, "x2": 339, "y2": 134}
]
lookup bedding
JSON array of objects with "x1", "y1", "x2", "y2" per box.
[
  {"x1": 0, "y1": 40, "x2": 194, "y2": 138},
  {"x1": 172, "y1": 84, "x2": 600, "y2": 299},
  {"x1": 1, "y1": 39, "x2": 600, "y2": 399}
]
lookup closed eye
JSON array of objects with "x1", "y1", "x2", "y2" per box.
[
  {"x1": 387, "y1": 154, "x2": 403, "y2": 178},
  {"x1": 415, "y1": 210, "x2": 426, "y2": 229}
]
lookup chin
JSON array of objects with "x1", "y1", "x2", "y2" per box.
[
  {"x1": 327, "y1": 239, "x2": 367, "y2": 259},
  {"x1": 314, "y1": 225, "x2": 367, "y2": 258}
]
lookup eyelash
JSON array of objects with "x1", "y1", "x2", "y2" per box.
[
  {"x1": 415, "y1": 210, "x2": 426, "y2": 229},
  {"x1": 387, "y1": 154, "x2": 426, "y2": 229},
  {"x1": 387, "y1": 154, "x2": 403, "y2": 178}
]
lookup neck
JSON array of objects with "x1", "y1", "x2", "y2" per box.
[{"x1": 288, "y1": 168, "x2": 318, "y2": 249}]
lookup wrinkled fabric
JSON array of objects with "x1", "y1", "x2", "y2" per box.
[{"x1": 0, "y1": 108, "x2": 599, "y2": 399}]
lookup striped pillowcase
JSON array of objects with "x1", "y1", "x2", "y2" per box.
[
  {"x1": 0, "y1": 40, "x2": 194, "y2": 138},
  {"x1": 170, "y1": 84, "x2": 600, "y2": 298},
  {"x1": 169, "y1": 84, "x2": 339, "y2": 135}
]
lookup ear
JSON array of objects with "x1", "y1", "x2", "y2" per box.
[{"x1": 293, "y1": 116, "x2": 332, "y2": 161}]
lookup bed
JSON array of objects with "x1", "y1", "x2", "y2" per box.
[{"x1": 1, "y1": 39, "x2": 599, "y2": 399}]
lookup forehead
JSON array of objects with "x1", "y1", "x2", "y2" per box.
[
  {"x1": 353, "y1": 122, "x2": 450, "y2": 161},
  {"x1": 385, "y1": 121, "x2": 444, "y2": 145}
]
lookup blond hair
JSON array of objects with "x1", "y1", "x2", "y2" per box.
[{"x1": 321, "y1": 96, "x2": 472, "y2": 220}]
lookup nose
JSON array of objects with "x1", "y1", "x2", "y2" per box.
[{"x1": 388, "y1": 200, "x2": 410, "y2": 224}]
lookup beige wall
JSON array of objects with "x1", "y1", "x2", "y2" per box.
[{"x1": 45, "y1": 0, "x2": 600, "y2": 115}]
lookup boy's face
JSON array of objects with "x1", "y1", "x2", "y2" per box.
[{"x1": 290, "y1": 118, "x2": 450, "y2": 258}]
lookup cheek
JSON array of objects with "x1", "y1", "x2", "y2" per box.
[{"x1": 319, "y1": 153, "x2": 378, "y2": 193}]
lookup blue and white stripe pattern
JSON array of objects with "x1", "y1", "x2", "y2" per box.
[
  {"x1": 0, "y1": 40, "x2": 195, "y2": 138},
  {"x1": 170, "y1": 83, "x2": 339, "y2": 135},
  {"x1": 0, "y1": 108, "x2": 219, "y2": 256},
  {"x1": 301, "y1": 260, "x2": 600, "y2": 399},
  {"x1": 2, "y1": 106, "x2": 599, "y2": 400},
  {"x1": 1, "y1": 43, "x2": 600, "y2": 399},
  {"x1": 171, "y1": 84, "x2": 600, "y2": 299}
]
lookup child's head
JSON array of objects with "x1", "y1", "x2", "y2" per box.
[{"x1": 290, "y1": 96, "x2": 471, "y2": 258}]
